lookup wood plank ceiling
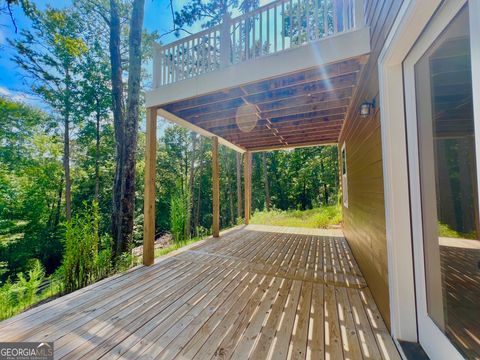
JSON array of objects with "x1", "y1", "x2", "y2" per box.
[{"x1": 160, "y1": 55, "x2": 368, "y2": 151}]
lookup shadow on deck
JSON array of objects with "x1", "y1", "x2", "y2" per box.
[{"x1": 0, "y1": 225, "x2": 400, "y2": 360}]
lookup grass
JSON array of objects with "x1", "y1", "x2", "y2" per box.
[
  {"x1": 152, "y1": 232, "x2": 216, "y2": 258},
  {"x1": 438, "y1": 222, "x2": 476, "y2": 240},
  {"x1": 250, "y1": 205, "x2": 342, "y2": 229}
]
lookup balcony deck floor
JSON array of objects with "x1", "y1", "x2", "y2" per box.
[{"x1": 0, "y1": 225, "x2": 400, "y2": 360}]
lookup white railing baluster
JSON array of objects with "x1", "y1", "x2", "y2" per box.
[
  {"x1": 297, "y1": 0, "x2": 301, "y2": 45},
  {"x1": 282, "y1": 2, "x2": 285, "y2": 50},
  {"x1": 333, "y1": 0, "x2": 338, "y2": 33},
  {"x1": 306, "y1": 0, "x2": 310, "y2": 41},
  {"x1": 267, "y1": 9, "x2": 270, "y2": 54},
  {"x1": 324, "y1": 0, "x2": 328, "y2": 36},
  {"x1": 354, "y1": 0, "x2": 364, "y2": 28},
  {"x1": 274, "y1": 5, "x2": 278, "y2": 52}
]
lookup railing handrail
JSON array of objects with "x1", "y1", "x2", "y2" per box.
[
  {"x1": 160, "y1": 25, "x2": 222, "y2": 52},
  {"x1": 230, "y1": 0, "x2": 288, "y2": 24}
]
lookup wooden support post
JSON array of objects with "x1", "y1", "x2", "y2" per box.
[
  {"x1": 212, "y1": 136, "x2": 220, "y2": 237},
  {"x1": 244, "y1": 151, "x2": 252, "y2": 224},
  {"x1": 143, "y1": 108, "x2": 157, "y2": 266}
]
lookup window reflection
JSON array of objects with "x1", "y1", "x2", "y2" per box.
[{"x1": 415, "y1": 5, "x2": 480, "y2": 359}]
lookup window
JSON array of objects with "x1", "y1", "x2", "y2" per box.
[{"x1": 342, "y1": 143, "x2": 348, "y2": 208}]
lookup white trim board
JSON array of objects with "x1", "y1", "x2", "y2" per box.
[
  {"x1": 146, "y1": 27, "x2": 370, "y2": 108},
  {"x1": 157, "y1": 108, "x2": 247, "y2": 153},
  {"x1": 379, "y1": 1, "x2": 479, "y2": 358}
]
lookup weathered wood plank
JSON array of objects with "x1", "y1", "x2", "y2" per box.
[{"x1": 1, "y1": 226, "x2": 400, "y2": 360}]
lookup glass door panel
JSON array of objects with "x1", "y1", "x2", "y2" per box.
[{"x1": 414, "y1": 5, "x2": 480, "y2": 359}]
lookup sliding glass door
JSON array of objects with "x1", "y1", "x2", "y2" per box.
[{"x1": 404, "y1": 1, "x2": 480, "y2": 359}]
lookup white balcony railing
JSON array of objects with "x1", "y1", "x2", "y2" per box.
[{"x1": 153, "y1": 0, "x2": 365, "y2": 87}]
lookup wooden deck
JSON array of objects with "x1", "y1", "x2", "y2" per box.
[{"x1": 0, "y1": 225, "x2": 400, "y2": 360}]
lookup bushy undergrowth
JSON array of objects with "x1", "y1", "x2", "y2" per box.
[
  {"x1": 0, "y1": 260, "x2": 59, "y2": 320},
  {"x1": 170, "y1": 182, "x2": 191, "y2": 242},
  {"x1": 62, "y1": 201, "x2": 112, "y2": 293},
  {"x1": 153, "y1": 233, "x2": 210, "y2": 258},
  {"x1": 250, "y1": 205, "x2": 342, "y2": 229}
]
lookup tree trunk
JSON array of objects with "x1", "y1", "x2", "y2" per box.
[
  {"x1": 110, "y1": 0, "x2": 145, "y2": 258},
  {"x1": 262, "y1": 152, "x2": 270, "y2": 211},
  {"x1": 186, "y1": 134, "x2": 197, "y2": 238},
  {"x1": 110, "y1": 0, "x2": 125, "y2": 257},
  {"x1": 302, "y1": 180, "x2": 307, "y2": 210},
  {"x1": 63, "y1": 113, "x2": 71, "y2": 220},
  {"x1": 236, "y1": 152, "x2": 242, "y2": 219},
  {"x1": 324, "y1": 183, "x2": 329, "y2": 205},
  {"x1": 53, "y1": 176, "x2": 63, "y2": 230},
  {"x1": 95, "y1": 109, "x2": 100, "y2": 202}
]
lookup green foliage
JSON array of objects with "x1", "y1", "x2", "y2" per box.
[
  {"x1": 0, "y1": 259, "x2": 45, "y2": 320},
  {"x1": 250, "y1": 205, "x2": 342, "y2": 229},
  {"x1": 438, "y1": 222, "x2": 476, "y2": 240},
  {"x1": 0, "y1": 1, "x2": 343, "y2": 322},
  {"x1": 0, "y1": 97, "x2": 64, "y2": 280},
  {"x1": 170, "y1": 181, "x2": 191, "y2": 242},
  {"x1": 174, "y1": 0, "x2": 259, "y2": 31},
  {"x1": 152, "y1": 235, "x2": 206, "y2": 258},
  {"x1": 62, "y1": 201, "x2": 111, "y2": 293}
]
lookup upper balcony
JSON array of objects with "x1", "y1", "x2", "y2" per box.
[{"x1": 146, "y1": 0, "x2": 370, "y2": 152}]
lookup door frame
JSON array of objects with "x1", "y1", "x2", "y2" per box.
[
  {"x1": 403, "y1": 2, "x2": 470, "y2": 358},
  {"x1": 379, "y1": 0, "x2": 480, "y2": 357}
]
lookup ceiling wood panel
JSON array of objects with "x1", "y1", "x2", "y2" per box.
[{"x1": 159, "y1": 56, "x2": 367, "y2": 151}]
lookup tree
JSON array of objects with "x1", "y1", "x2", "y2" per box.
[
  {"x1": 262, "y1": 152, "x2": 270, "y2": 211},
  {"x1": 10, "y1": 5, "x2": 88, "y2": 220},
  {"x1": 0, "y1": 97, "x2": 64, "y2": 279},
  {"x1": 0, "y1": 0, "x2": 32, "y2": 33},
  {"x1": 109, "y1": 0, "x2": 146, "y2": 258},
  {"x1": 174, "y1": 0, "x2": 259, "y2": 31},
  {"x1": 76, "y1": 11, "x2": 112, "y2": 202}
]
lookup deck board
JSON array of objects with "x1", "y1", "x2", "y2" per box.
[{"x1": 0, "y1": 225, "x2": 400, "y2": 360}]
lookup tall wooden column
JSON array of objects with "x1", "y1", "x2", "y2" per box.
[
  {"x1": 143, "y1": 108, "x2": 157, "y2": 266},
  {"x1": 244, "y1": 151, "x2": 252, "y2": 224},
  {"x1": 212, "y1": 137, "x2": 220, "y2": 237}
]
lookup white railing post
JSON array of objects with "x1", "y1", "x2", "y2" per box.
[
  {"x1": 354, "y1": 0, "x2": 365, "y2": 28},
  {"x1": 220, "y1": 13, "x2": 232, "y2": 68},
  {"x1": 152, "y1": 42, "x2": 163, "y2": 88}
]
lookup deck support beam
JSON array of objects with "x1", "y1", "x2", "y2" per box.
[
  {"x1": 244, "y1": 151, "x2": 252, "y2": 224},
  {"x1": 212, "y1": 136, "x2": 220, "y2": 237},
  {"x1": 143, "y1": 108, "x2": 157, "y2": 266}
]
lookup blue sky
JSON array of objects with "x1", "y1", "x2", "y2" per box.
[{"x1": 0, "y1": 0, "x2": 195, "y2": 108}]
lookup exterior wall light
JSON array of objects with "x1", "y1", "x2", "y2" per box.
[{"x1": 360, "y1": 98, "x2": 376, "y2": 118}]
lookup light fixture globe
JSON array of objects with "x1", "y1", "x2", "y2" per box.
[
  {"x1": 360, "y1": 102, "x2": 371, "y2": 117},
  {"x1": 359, "y1": 98, "x2": 376, "y2": 118}
]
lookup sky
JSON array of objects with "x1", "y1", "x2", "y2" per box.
[{"x1": 0, "y1": 0, "x2": 195, "y2": 109}]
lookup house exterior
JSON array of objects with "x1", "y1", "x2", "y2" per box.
[{"x1": 144, "y1": 1, "x2": 480, "y2": 359}]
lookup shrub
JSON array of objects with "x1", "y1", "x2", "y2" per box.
[
  {"x1": 170, "y1": 182, "x2": 190, "y2": 242},
  {"x1": 0, "y1": 259, "x2": 45, "y2": 320},
  {"x1": 62, "y1": 201, "x2": 112, "y2": 293},
  {"x1": 250, "y1": 205, "x2": 342, "y2": 229}
]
